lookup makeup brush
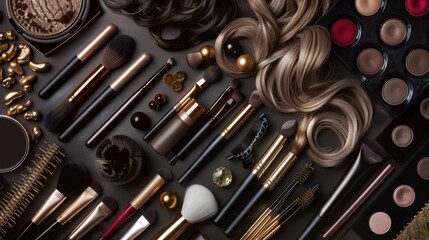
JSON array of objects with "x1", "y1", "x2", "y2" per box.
[
  {"x1": 214, "y1": 119, "x2": 297, "y2": 226},
  {"x1": 98, "y1": 168, "x2": 172, "y2": 239},
  {"x1": 169, "y1": 90, "x2": 244, "y2": 164},
  {"x1": 153, "y1": 184, "x2": 218, "y2": 240},
  {"x1": 58, "y1": 52, "x2": 152, "y2": 142},
  {"x1": 44, "y1": 35, "x2": 136, "y2": 133},
  {"x1": 177, "y1": 91, "x2": 263, "y2": 184},
  {"x1": 143, "y1": 65, "x2": 222, "y2": 142},
  {"x1": 86, "y1": 58, "x2": 175, "y2": 148},
  {"x1": 35, "y1": 183, "x2": 102, "y2": 240},
  {"x1": 38, "y1": 24, "x2": 118, "y2": 99},
  {"x1": 298, "y1": 138, "x2": 389, "y2": 240},
  {"x1": 17, "y1": 163, "x2": 90, "y2": 240},
  {"x1": 224, "y1": 116, "x2": 309, "y2": 237},
  {"x1": 120, "y1": 209, "x2": 156, "y2": 240},
  {"x1": 65, "y1": 197, "x2": 118, "y2": 240}
]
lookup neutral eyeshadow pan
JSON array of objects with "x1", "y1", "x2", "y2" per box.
[
  {"x1": 357, "y1": 48, "x2": 384, "y2": 75},
  {"x1": 393, "y1": 185, "x2": 415, "y2": 207},
  {"x1": 382, "y1": 78, "x2": 408, "y2": 106},
  {"x1": 417, "y1": 157, "x2": 429, "y2": 180},
  {"x1": 420, "y1": 98, "x2": 429, "y2": 120},
  {"x1": 369, "y1": 212, "x2": 391, "y2": 235},
  {"x1": 355, "y1": 0, "x2": 381, "y2": 16},
  {"x1": 406, "y1": 49, "x2": 429, "y2": 77},
  {"x1": 11, "y1": 0, "x2": 83, "y2": 36},
  {"x1": 391, "y1": 124, "x2": 414, "y2": 148},
  {"x1": 380, "y1": 18, "x2": 407, "y2": 46}
]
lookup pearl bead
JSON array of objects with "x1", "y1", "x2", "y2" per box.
[
  {"x1": 199, "y1": 45, "x2": 215, "y2": 62},
  {"x1": 130, "y1": 112, "x2": 151, "y2": 131},
  {"x1": 237, "y1": 54, "x2": 255, "y2": 73},
  {"x1": 160, "y1": 191, "x2": 178, "y2": 210},
  {"x1": 225, "y1": 40, "x2": 243, "y2": 58}
]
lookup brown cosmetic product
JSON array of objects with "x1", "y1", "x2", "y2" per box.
[
  {"x1": 391, "y1": 125, "x2": 414, "y2": 148},
  {"x1": 357, "y1": 48, "x2": 384, "y2": 75},
  {"x1": 369, "y1": 212, "x2": 391, "y2": 235},
  {"x1": 355, "y1": 0, "x2": 381, "y2": 16},
  {"x1": 393, "y1": 185, "x2": 415, "y2": 208},
  {"x1": 420, "y1": 98, "x2": 429, "y2": 120},
  {"x1": 406, "y1": 49, "x2": 429, "y2": 77},
  {"x1": 380, "y1": 18, "x2": 407, "y2": 46},
  {"x1": 382, "y1": 78, "x2": 408, "y2": 106},
  {"x1": 150, "y1": 99, "x2": 206, "y2": 156},
  {"x1": 417, "y1": 157, "x2": 429, "y2": 180}
]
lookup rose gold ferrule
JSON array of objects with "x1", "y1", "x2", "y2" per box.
[
  {"x1": 31, "y1": 189, "x2": 66, "y2": 225},
  {"x1": 57, "y1": 187, "x2": 99, "y2": 225},
  {"x1": 220, "y1": 104, "x2": 255, "y2": 140},
  {"x1": 110, "y1": 52, "x2": 152, "y2": 92},
  {"x1": 130, "y1": 175, "x2": 166, "y2": 210},
  {"x1": 252, "y1": 134, "x2": 288, "y2": 178},
  {"x1": 152, "y1": 215, "x2": 192, "y2": 240},
  {"x1": 174, "y1": 78, "x2": 208, "y2": 111},
  {"x1": 68, "y1": 65, "x2": 110, "y2": 104},
  {"x1": 263, "y1": 152, "x2": 298, "y2": 191},
  {"x1": 77, "y1": 24, "x2": 118, "y2": 61},
  {"x1": 178, "y1": 99, "x2": 206, "y2": 126}
]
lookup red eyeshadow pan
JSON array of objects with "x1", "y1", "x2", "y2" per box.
[
  {"x1": 406, "y1": 0, "x2": 429, "y2": 16},
  {"x1": 330, "y1": 19, "x2": 357, "y2": 47}
]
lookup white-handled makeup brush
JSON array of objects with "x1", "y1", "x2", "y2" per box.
[{"x1": 152, "y1": 184, "x2": 218, "y2": 240}]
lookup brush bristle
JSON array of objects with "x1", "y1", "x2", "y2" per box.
[
  {"x1": 44, "y1": 100, "x2": 75, "y2": 133},
  {"x1": 101, "y1": 197, "x2": 118, "y2": 212},
  {"x1": 102, "y1": 35, "x2": 135, "y2": 70},
  {"x1": 202, "y1": 65, "x2": 222, "y2": 82},
  {"x1": 248, "y1": 91, "x2": 263, "y2": 108},
  {"x1": 167, "y1": 58, "x2": 175, "y2": 66},
  {"x1": 186, "y1": 52, "x2": 203, "y2": 69},
  {"x1": 291, "y1": 116, "x2": 310, "y2": 155},
  {"x1": 158, "y1": 168, "x2": 173, "y2": 181},
  {"x1": 57, "y1": 163, "x2": 90, "y2": 197},
  {"x1": 89, "y1": 182, "x2": 102, "y2": 194},
  {"x1": 143, "y1": 209, "x2": 157, "y2": 224},
  {"x1": 294, "y1": 162, "x2": 315, "y2": 184},
  {"x1": 181, "y1": 184, "x2": 218, "y2": 224},
  {"x1": 297, "y1": 185, "x2": 319, "y2": 209},
  {"x1": 231, "y1": 91, "x2": 244, "y2": 103},
  {"x1": 230, "y1": 79, "x2": 241, "y2": 89},
  {"x1": 280, "y1": 119, "x2": 297, "y2": 138}
]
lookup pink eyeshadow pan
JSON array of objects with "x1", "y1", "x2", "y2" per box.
[
  {"x1": 382, "y1": 78, "x2": 409, "y2": 106},
  {"x1": 380, "y1": 18, "x2": 407, "y2": 46},
  {"x1": 391, "y1": 125, "x2": 414, "y2": 148},
  {"x1": 393, "y1": 185, "x2": 415, "y2": 207},
  {"x1": 369, "y1": 212, "x2": 391, "y2": 235},
  {"x1": 355, "y1": 0, "x2": 382, "y2": 16},
  {"x1": 417, "y1": 157, "x2": 429, "y2": 180}
]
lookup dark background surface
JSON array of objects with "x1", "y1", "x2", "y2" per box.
[{"x1": 0, "y1": 1, "x2": 394, "y2": 239}]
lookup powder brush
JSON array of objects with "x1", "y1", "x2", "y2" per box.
[
  {"x1": 152, "y1": 184, "x2": 218, "y2": 240},
  {"x1": 214, "y1": 119, "x2": 297, "y2": 226},
  {"x1": 177, "y1": 91, "x2": 263, "y2": 184},
  {"x1": 44, "y1": 35, "x2": 136, "y2": 133},
  {"x1": 120, "y1": 209, "x2": 156, "y2": 240},
  {"x1": 143, "y1": 65, "x2": 222, "y2": 141}
]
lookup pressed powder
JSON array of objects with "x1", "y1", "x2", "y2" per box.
[
  {"x1": 406, "y1": 49, "x2": 429, "y2": 77},
  {"x1": 357, "y1": 48, "x2": 384, "y2": 75},
  {"x1": 393, "y1": 185, "x2": 415, "y2": 207},
  {"x1": 420, "y1": 98, "x2": 429, "y2": 120},
  {"x1": 391, "y1": 125, "x2": 414, "y2": 148},
  {"x1": 417, "y1": 157, "x2": 429, "y2": 180},
  {"x1": 369, "y1": 212, "x2": 391, "y2": 235},
  {"x1": 382, "y1": 78, "x2": 408, "y2": 106},
  {"x1": 355, "y1": 0, "x2": 381, "y2": 16},
  {"x1": 380, "y1": 18, "x2": 407, "y2": 46}
]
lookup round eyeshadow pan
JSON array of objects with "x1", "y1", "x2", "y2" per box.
[
  {"x1": 0, "y1": 115, "x2": 30, "y2": 173},
  {"x1": 355, "y1": 0, "x2": 382, "y2": 16},
  {"x1": 393, "y1": 185, "x2": 415, "y2": 207},
  {"x1": 330, "y1": 19, "x2": 357, "y2": 47},
  {"x1": 357, "y1": 48, "x2": 384, "y2": 75},
  {"x1": 406, "y1": 49, "x2": 429, "y2": 76},
  {"x1": 369, "y1": 212, "x2": 391, "y2": 235},
  {"x1": 380, "y1": 18, "x2": 407, "y2": 46},
  {"x1": 417, "y1": 157, "x2": 429, "y2": 180},
  {"x1": 382, "y1": 78, "x2": 409, "y2": 106},
  {"x1": 406, "y1": 0, "x2": 429, "y2": 17},
  {"x1": 391, "y1": 125, "x2": 414, "y2": 148},
  {"x1": 420, "y1": 98, "x2": 429, "y2": 120}
]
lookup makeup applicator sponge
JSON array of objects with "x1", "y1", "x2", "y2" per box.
[{"x1": 95, "y1": 135, "x2": 144, "y2": 185}]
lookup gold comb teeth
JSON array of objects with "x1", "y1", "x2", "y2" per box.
[{"x1": 0, "y1": 142, "x2": 65, "y2": 238}]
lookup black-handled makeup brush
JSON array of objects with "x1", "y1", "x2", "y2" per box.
[
  {"x1": 58, "y1": 52, "x2": 152, "y2": 142},
  {"x1": 169, "y1": 90, "x2": 244, "y2": 164},
  {"x1": 204, "y1": 78, "x2": 241, "y2": 118},
  {"x1": 214, "y1": 119, "x2": 297, "y2": 226},
  {"x1": 17, "y1": 163, "x2": 90, "y2": 240},
  {"x1": 35, "y1": 183, "x2": 102, "y2": 240},
  {"x1": 85, "y1": 58, "x2": 175, "y2": 148},
  {"x1": 177, "y1": 91, "x2": 263, "y2": 184},
  {"x1": 143, "y1": 65, "x2": 222, "y2": 142},
  {"x1": 44, "y1": 35, "x2": 136, "y2": 133},
  {"x1": 38, "y1": 24, "x2": 118, "y2": 99}
]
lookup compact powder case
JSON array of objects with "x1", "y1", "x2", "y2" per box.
[
  {"x1": 318, "y1": 0, "x2": 429, "y2": 118},
  {"x1": 4, "y1": 0, "x2": 102, "y2": 56},
  {"x1": 0, "y1": 115, "x2": 30, "y2": 173}
]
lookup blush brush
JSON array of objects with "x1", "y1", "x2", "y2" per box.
[{"x1": 44, "y1": 35, "x2": 136, "y2": 133}]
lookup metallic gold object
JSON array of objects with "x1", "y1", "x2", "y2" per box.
[
  {"x1": 237, "y1": 54, "x2": 255, "y2": 73},
  {"x1": 28, "y1": 61, "x2": 51, "y2": 72},
  {"x1": 174, "y1": 71, "x2": 186, "y2": 82},
  {"x1": 9, "y1": 60, "x2": 24, "y2": 75},
  {"x1": 32, "y1": 126, "x2": 42, "y2": 144},
  {"x1": 171, "y1": 81, "x2": 183, "y2": 92},
  {"x1": 7, "y1": 100, "x2": 32, "y2": 116},
  {"x1": 17, "y1": 44, "x2": 32, "y2": 64},
  {"x1": 163, "y1": 73, "x2": 175, "y2": 85},
  {"x1": 160, "y1": 192, "x2": 178, "y2": 210},
  {"x1": 252, "y1": 135, "x2": 289, "y2": 178},
  {"x1": 56, "y1": 186, "x2": 99, "y2": 225},
  {"x1": 221, "y1": 104, "x2": 256, "y2": 140},
  {"x1": 0, "y1": 33, "x2": 4, "y2": 41},
  {"x1": 264, "y1": 152, "x2": 298, "y2": 191},
  {"x1": 4, "y1": 30, "x2": 16, "y2": 41},
  {"x1": 19, "y1": 74, "x2": 37, "y2": 92},
  {"x1": 2, "y1": 43, "x2": 17, "y2": 61},
  {"x1": 2, "y1": 76, "x2": 16, "y2": 88},
  {"x1": 7, "y1": 65, "x2": 16, "y2": 76},
  {"x1": 0, "y1": 43, "x2": 9, "y2": 53},
  {"x1": 200, "y1": 45, "x2": 215, "y2": 62},
  {"x1": 212, "y1": 167, "x2": 233, "y2": 187},
  {"x1": 3, "y1": 89, "x2": 24, "y2": 105},
  {"x1": 396, "y1": 201, "x2": 429, "y2": 240},
  {"x1": 24, "y1": 110, "x2": 41, "y2": 121}
]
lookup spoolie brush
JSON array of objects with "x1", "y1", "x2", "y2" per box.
[
  {"x1": 44, "y1": 35, "x2": 135, "y2": 133},
  {"x1": 0, "y1": 143, "x2": 64, "y2": 238},
  {"x1": 153, "y1": 184, "x2": 218, "y2": 240}
]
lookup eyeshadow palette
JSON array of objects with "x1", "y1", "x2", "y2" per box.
[
  {"x1": 317, "y1": 0, "x2": 429, "y2": 118},
  {"x1": 376, "y1": 88, "x2": 429, "y2": 164},
  {"x1": 352, "y1": 139, "x2": 429, "y2": 239}
]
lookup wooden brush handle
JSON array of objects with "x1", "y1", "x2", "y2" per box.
[{"x1": 68, "y1": 65, "x2": 110, "y2": 105}]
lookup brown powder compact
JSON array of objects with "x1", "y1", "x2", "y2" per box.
[
  {"x1": 352, "y1": 139, "x2": 429, "y2": 239},
  {"x1": 4, "y1": 0, "x2": 102, "y2": 56},
  {"x1": 317, "y1": 0, "x2": 429, "y2": 118}
]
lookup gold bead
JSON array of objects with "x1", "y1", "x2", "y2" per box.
[
  {"x1": 236, "y1": 54, "x2": 255, "y2": 73},
  {"x1": 199, "y1": 45, "x2": 215, "y2": 62},
  {"x1": 160, "y1": 191, "x2": 178, "y2": 210}
]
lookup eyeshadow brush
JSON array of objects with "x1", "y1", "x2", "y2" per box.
[
  {"x1": 177, "y1": 91, "x2": 263, "y2": 184},
  {"x1": 224, "y1": 116, "x2": 309, "y2": 237},
  {"x1": 143, "y1": 65, "x2": 222, "y2": 142},
  {"x1": 38, "y1": 24, "x2": 118, "y2": 99},
  {"x1": 58, "y1": 52, "x2": 152, "y2": 142},
  {"x1": 35, "y1": 183, "x2": 102, "y2": 240},
  {"x1": 44, "y1": 35, "x2": 136, "y2": 133},
  {"x1": 85, "y1": 58, "x2": 175, "y2": 148},
  {"x1": 169, "y1": 90, "x2": 244, "y2": 164}
]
